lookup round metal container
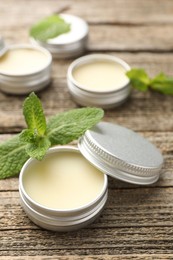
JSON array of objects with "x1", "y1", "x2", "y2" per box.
[
  {"x1": 19, "y1": 146, "x2": 108, "y2": 232},
  {"x1": 30, "y1": 14, "x2": 89, "y2": 59},
  {"x1": 67, "y1": 54, "x2": 131, "y2": 108},
  {"x1": 0, "y1": 36, "x2": 5, "y2": 54},
  {"x1": 0, "y1": 44, "x2": 52, "y2": 94},
  {"x1": 79, "y1": 122, "x2": 163, "y2": 185}
]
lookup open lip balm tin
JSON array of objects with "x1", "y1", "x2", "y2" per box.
[
  {"x1": 67, "y1": 54, "x2": 131, "y2": 108},
  {"x1": 0, "y1": 44, "x2": 52, "y2": 94},
  {"x1": 19, "y1": 122, "x2": 163, "y2": 232},
  {"x1": 31, "y1": 14, "x2": 89, "y2": 59}
]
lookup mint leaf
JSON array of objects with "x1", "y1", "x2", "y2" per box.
[
  {"x1": 127, "y1": 69, "x2": 173, "y2": 95},
  {"x1": 150, "y1": 73, "x2": 173, "y2": 95},
  {"x1": 23, "y1": 92, "x2": 46, "y2": 136},
  {"x1": 30, "y1": 15, "x2": 71, "y2": 41},
  {"x1": 25, "y1": 136, "x2": 51, "y2": 160},
  {"x1": 20, "y1": 92, "x2": 50, "y2": 160},
  {"x1": 0, "y1": 94, "x2": 104, "y2": 179},
  {"x1": 126, "y1": 68, "x2": 151, "y2": 91},
  {"x1": 0, "y1": 135, "x2": 29, "y2": 179},
  {"x1": 47, "y1": 108, "x2": 104, "y2": 145}
]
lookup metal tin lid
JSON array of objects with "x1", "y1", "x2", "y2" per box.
[
  {"x1": 78, "y1": 122, "x2": 163, "y2": 185},
  {"x1": 31, "y1": 14, "x2": 89, "y2": 58},
  {"x1": 0, "y1": 37, "x2": 5, "y2": 54}
]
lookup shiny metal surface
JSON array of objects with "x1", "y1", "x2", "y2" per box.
[
  {"x1": 31, "y1": 14, "x2": 88, "y2": 59},
  {"x1": 19, "y1": 146, "x2": 108, "y2": 232},
  {"x1": 79, "y1": 122, "x2": 163, "y2": 185},
  {"x1": 67, "y1": 54, "x2": 131, "y2": 108},
  {"x1": 0, "y1": 44, "x2": 52, "y2": 94}
]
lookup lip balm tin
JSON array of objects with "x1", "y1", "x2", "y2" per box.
[
  {"x1": 0, "y1": 44, "x2": 52, "y2": 94},
  {"x1": 0, "y1": 37, "x2": 5, "y2": 54},
  {"x1": 67, "y1": 54, "x2": 131, "y2": 108},
  {"x1": 19, "y1": 146, "x2": 108, "y2": 232},
  {"x1": 31, "y1": 14, "x2": 89, "y2": 59},
  {"x1": 19, "y1": 122, "x2": 163, "y2": 231}
]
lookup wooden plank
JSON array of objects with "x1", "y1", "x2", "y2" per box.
[
  {"x1": 1, "y1": 188, "x2": 173, "y2": 231},
  {"x1": 0, "y1": 81, "x2": 173, "y2": 132},
  {"x1": 0, "y1": 226, "x2": 173, "y2": 255},
  {"x1": 88, "y1": 25, "x2": 173, "y2": 52},
  {"x1": 2, "y1": 24, "x2": 173, "y2": 52},
  {"x1": 1, "y1": 0, "x2": 173, "y2": 25},
  {"x1": 2, "y1": 256, "x2": 173, "y2": 260}
]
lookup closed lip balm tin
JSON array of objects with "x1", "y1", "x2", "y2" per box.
[
  {"x1": 0, "y1": 44, "x2": 52, "y2": 94},
  {"x1": 67, "y1": 54, "x2": 131, "y2": 108},
  {"x1": 19, "y1": 122, "x2": 163, "y2": 231},
  {"x1": 30, "y1": 14, "x2": 89, "y2": 59}
]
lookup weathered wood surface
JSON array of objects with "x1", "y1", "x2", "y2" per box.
[{"x1": 0, "y1": 0, "x2": 173, "y2": 259}]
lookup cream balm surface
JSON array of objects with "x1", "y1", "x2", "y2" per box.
[
  {"x1": 0, "y1": 48, "x2": 48, "y2": 75},
  {"x1": 23, "y1": 150, "x2": 105, "y2": 210},
  {"x1": 72, "y1": 60, "x2": 129, "y2": 92}
]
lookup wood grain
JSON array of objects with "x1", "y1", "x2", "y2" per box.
[
  {"x1": 1, "y1": 0, "x2": 173, "y2": 258},
  {"x1": 2, "y1": 256, "x2": 173, "y2": 260},
  {"x1": 1, "y1": 187, "x2": 173, "y2": 230},
  {"x1": 2, "y1": 25, "x2": 173, "y2": 52},
  {"x1": 1, "y1": 0, "x2": 173, "y2": 25}
]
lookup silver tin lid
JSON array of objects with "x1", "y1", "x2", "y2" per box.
[
  {"x1": 0, "y1": 37, "x2": 5, "y2": 51},
  {"x1": 0, "y1": 37, "x2": 7, "y2": 57},
  {"x1": 31, "y1": 14, "x2": 89, "y2": 59},
  {"x1": 78, "y1": 122, "x2": 163, "y2": 185}
]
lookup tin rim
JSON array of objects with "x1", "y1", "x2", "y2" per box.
[
  {"x1": 67, "y1": 54, "x2": 131, "y2": 94},
  {"x1": 19, "y1": 146, "x2": 108, "y2": 213},
  {"x1": 0, "y1": 44, "x2": 52, "y2": 76}
]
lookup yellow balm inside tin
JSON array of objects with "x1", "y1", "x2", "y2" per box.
[
  {"x1": 23, "y1": 150, "x2": 105, "y2": 210},
  {"x1": 73, "y1": 60, "x2": 129, "y2": 92},
  {"x1": 0, "y1": 48, "x2": 48, "y2": 75}
]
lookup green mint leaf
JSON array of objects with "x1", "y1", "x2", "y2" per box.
[
  {"x1": 47, "y1": 108, "x2": 104, "y2": 145},
  {"x1": 30, "y1": 15, "x2": 71, "y2": 41},
  {"x1": 0, "y1": 135, "x2": 29, "y2": 179},
  {"x1": 21, "y1": 92, "x2": 49, "y2": 160},
  {"x1": 23, "y1": 92, "x2": 46, "y2": 136},
  {"x1": 25, "y1": 136, "x2": 51, "y2": 161},
  {"x1": 126, "y1": 68, "x2": 151, "y2": 91},
  {"x1": 0, "y1": 95, "x2": 104, "y2": 178},
  {"x1": 150, "y1": 73, "x2": 173, "y2": 95},
  {"x1": 19, "y1": 129, "x2": 35, "y2": 143}
]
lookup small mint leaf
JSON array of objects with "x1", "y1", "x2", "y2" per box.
[
  {"x1": 23, "y1": 92, "x2": 46, "y2": 136},
  {"x1": 30, "y1": 15, "x2": 71, "y2": 41},
  {"x1": 25, "y1": 136, "x2": 51, "y2": 160},
  {"x1": 126, "y1": 68, "x2": 150, "y2": 91},
  {"x1": 150, "y1": 73, "x2": 173, "y2": 95},
  {"x1": 47, "y1": 108, "x2": 104, "y2": 145},
  {"x1": 19, "y1": 129, "x2": 35, "y2": 143},
  {"x1": 0, "y1": 135, "x2": 29, "y2": 179}
]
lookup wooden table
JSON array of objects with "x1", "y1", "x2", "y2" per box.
[{"x1": 1, "y1": 0, "x2": 173, "y2": 259}]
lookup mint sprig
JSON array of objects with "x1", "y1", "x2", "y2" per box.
[
  {"x1": 0, "y1": 93, "x2": 104, "y2": 179},
  {"x1": 30, "y1": 15, "x2": 71, "y2": 41},
  {"x1": 126, "y1": 68, "x2": 173, "y2": 95},
  {"x1": 20, "y1": 93, "x2": 50, "y2": 160}
]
